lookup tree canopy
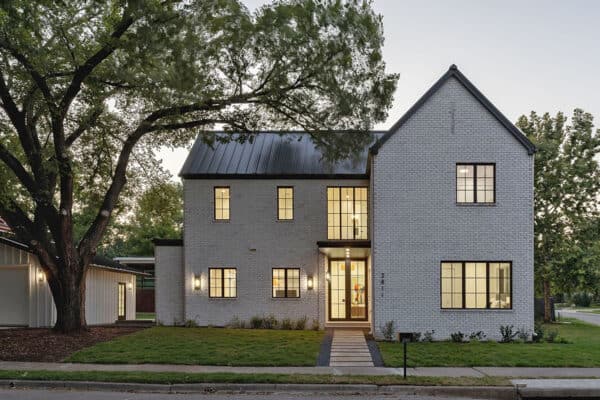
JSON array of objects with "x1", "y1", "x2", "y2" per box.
[{"x1": 0, "y1": 0, "x2": 397, "y2": 332}]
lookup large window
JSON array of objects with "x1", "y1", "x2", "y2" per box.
[
  {"x1": 456, "y1": 164, "x2": 495, "y2": 204},
  {"x1": 214, "y1": 187, "x2": 230, "y2": 220},
  {"x1": 327, "y1": 187, "x2": 368, "y2": 239},
  {"x1": 441, "y1": 262, "x2": 511, "y2": 309},
  {"x1": 277, "y1": 187, "x2": 294, "y2": 220},
  {"x1": 209, "y1": 268, "x2": 237, "y2": 298},
  {"x1": 272, "y1": 268, "x2": 300, "y2": 298}
]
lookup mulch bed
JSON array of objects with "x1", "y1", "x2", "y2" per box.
[{"x1": 0, "y1": 326, "x2": 143, "y2": 362}]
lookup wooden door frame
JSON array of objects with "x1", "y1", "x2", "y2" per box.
[
  {"x1": 117, "y1": 282, "x2": 126, "y2": 321},
  {"x1": 327, "y1": 258, "x2": 368, "y2": 321}
]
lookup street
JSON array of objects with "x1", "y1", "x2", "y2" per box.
[
  {"x1": 0, "y1": 388, "x2": 490, "y2": 400},
  {"x1": 557, "y1": 310, "x2": 600, "y2": 326}
]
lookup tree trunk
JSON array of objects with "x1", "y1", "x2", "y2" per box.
[
  {"x1": 47, "y1": 263, "x2": 88, "y2": 334},
  {"x1": 543, "y1": 279, "x2": 552, "y2": 323}
]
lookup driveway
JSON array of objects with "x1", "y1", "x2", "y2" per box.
[{"x1": 557, "y1": 309, "x2": 600, "y2": 326}]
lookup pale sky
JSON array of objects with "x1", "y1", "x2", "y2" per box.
[{"x1": 158, "y1": 0, "x2": 600, "y2": 178}]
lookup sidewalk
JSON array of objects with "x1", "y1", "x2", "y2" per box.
[{"x1": 1, "y1": 361, "x2": 600, "y2": 378}]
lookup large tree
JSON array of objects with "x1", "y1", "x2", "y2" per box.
[
  {"x1": 517, "y1": 109, "x2": 600, "y2": 321},
  {"x1": 0, "y1": 0, "x2": 397, "y2": 332}
]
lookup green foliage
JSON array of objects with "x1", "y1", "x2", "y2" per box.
[
  {"x1": 310, "y1": 318, "x2": 320, "y2": 331},
  {"x1": 516, "y1": 110, "x2": 600, "y2": 319},
  {"x1": 250, "y1": 316, "x2": 264, "y2": 329},
  {"x1": 294, "y1": 315, "x2": 307, "y2": 330},
  {"x1": 280, "y1": 318, "x2": 293, "y2": 330},
  {"x1": 262, "y1": 314, "x2": 278, "y2": 329},
  {"x1": 499, "y1": 325, "x2": 517, "y2": 343},
  {"x1": 450, "y1": 332, "x2": 465, "y2": 343},
  {"x1": 533, "y1": 321, "x2": 544, "y2": 342},
  {"x1": 380, "y1": 320, "x2": 395, "y2": 341},
  {"x1": 571, "y1": 292, "x2": 593, "y2": 307},
  {"x1": 468, "y1": 331, "x2": 486, "y2": 342}
]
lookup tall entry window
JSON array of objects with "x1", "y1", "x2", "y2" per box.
[
  {"x1": 456, "y1": 164, "x2": 495, "y2": 204},
  {"x1": 441, "y1": 261, "x2": 511, "y2": 309},
  {"x1": 214, "y1": 187, "x2": 230, "y2": 220},
  {"x1": 327, "y1": 187, "x2": 368, "y2": 239}
]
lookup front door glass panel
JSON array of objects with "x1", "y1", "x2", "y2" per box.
[
  {"x1": 330, "y1": 260, "x2": 346, "y2": 319},
  {"x1": 329, "y1": 259, "x2": 367, "y2": 321},
  {"x1": 350, "y1": 261, "x2": 366, "y2": 319}
]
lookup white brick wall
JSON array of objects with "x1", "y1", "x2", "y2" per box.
[
  {"x1": 183, "y1": 178, "x2": 368, "y2": 327},
  {"x1": 155, "y1": 245, "x2": 184, "y2": 325},
  {"x1": 372, "y1": 76, "x2": 534, "y2": 340}
]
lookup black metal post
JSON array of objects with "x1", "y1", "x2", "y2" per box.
[{"x1": 403, "y1": 339, "x2": 407, "y2": 379}]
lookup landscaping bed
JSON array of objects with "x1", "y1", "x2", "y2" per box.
[
  {"x1": 0, "y1": 327, "x2": 143, "y2": 362},
  {"x1": 67, "y1": 327, "x2": 324, "y2": 366},
  {"x1": 378, "y1": 319, "x2": 600, "y2": 367}
]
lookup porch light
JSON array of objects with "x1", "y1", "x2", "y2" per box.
[
  {"x1": 37, "y1": 268, "x2": 45, "y2": 283},
  {"x1": 326, "y1": 272, "x2": 331, "y2": 281},
  {"x1": 193, "y1": 274, "x2": 201, "y2": 291},
  {"x1": 127, "y1": 282, "x2": 133, "y2": 290},
  {"x1": 307, "y1": 275, "x2": 314, "y2": 290}
]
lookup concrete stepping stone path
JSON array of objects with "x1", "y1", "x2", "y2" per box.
[{"x1": 329, "y1": 329, "x2": 374, "y2": 367}]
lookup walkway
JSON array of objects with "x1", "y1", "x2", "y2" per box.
[
  {"x1": 328, "y1": 329, "x2": 373, "y2": 367},
  {"x1": 557, "y1": 309, "x2": 600, "y2": 326},
  {"x1": 1, "y1": 361, "x2": 600, "y2": 378}
]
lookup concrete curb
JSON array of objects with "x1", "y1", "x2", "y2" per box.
[
  {"x1": 1, "y1": 379, "x2": 517, "y2": 398},
  {"x1": 518, "y1": 386, "x2": 600, "y2": 399}
]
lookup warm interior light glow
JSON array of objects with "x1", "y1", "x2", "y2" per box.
[
  {"x1": 307, "y1": 276, "x2": 314, "y2": 290},
  {"x1": 459, "y1": 168, "x2": 469, "y2": 174}
]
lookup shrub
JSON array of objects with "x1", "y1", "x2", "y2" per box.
[
  {"x1": 411, "y1": 332, "x2": 422, "y2": 342},
  {"x1": 380, "y1": 320, "x2": 395, "y2": 341},
  {"x1": 184, "y1": 319, "x2": 198, "y2": 328},
  {"x1": 546, "y1": 329, "x2": 559, "y2": 343},
  {"x1": 572, "y1": 292, "x2": 593, "y2": 307},
  {"x1": 450, "y1": 331, "x2": 465, "y2": 343},
  {"x1": 280, "y1": 318, "x2": 293, "y2": 330},
  {"x1": 294, "y1": 315, "x2": 308, "y2": 330},
  {"x1": 311, "y1": 319, "x2": 320, "y2": 331},
  {"x1": 516, "y1": 327, "x2": 529, "y2": 342},
  {"x1": 532, "y1": 321, "x2": 544, "y2": 342},
  {"x1": 228, "y1": 316, "x2": 242, "y2": 329},
  {"x1": 468, "y1": 331, "x2": 486, "y2": 342},
  {"x1": 422, "y1": 330, "x2": 435, "y2": 342},
  {"x1": 263, "y1": 314, "x2": 278, "y2": 329},
  {"x1": 499, "y1": 325, "x2": 517, "y2": 343},
  {"x1": 250, "y1": 316, "x2": 264, "y2": 329}
]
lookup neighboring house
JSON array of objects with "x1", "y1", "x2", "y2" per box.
[
  {"x1": 0, "y1": 235, "x2": 142, "y2": 327},
  {"x1": 114, "y1": 257, "x2": 156, "y2": 314},
  {"x1": 154, "y1": 65, "x2": 535, "y2": 339}
]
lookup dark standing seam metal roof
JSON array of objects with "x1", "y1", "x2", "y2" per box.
[
  {"x1": 371, "y1": 65, "x2": 536, "y2": 155},
  {"x1": 180, "y1": 132, "x2": 384, "y2": 178}
]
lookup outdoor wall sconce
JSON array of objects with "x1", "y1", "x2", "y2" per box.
[
  {"x1": 127, "y1": 282, "x2": 133, "y2": 290},
  {"x1": 326, "y1": 272, "x2": 331, "y2": 281},
  {"x1": 193, "y1": 274, "x2": 201, "y2": 291},
  {"x1": 307, "y1": 276, "x2": 314, "y2": 290},
  {"x1": 37, "y1": 268, "x2": 45, "y2": 283}
]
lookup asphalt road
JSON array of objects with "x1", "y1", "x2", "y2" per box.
[
  {"x1": 0, "y1": 389, "x2": 490, "y2": 400},
  {"x1": 557, "y1": 309, "x2": 600, "y2": 326}
]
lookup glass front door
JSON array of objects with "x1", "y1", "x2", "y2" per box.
[{"x1": 328, "y1": 259, "x2": 367, "y2": 321}]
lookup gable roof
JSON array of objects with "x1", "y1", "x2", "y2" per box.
[
  {"x1": 370, "y1": 65, "x2": 536, "y2": 155},
  {"x1": 0, "y1": 236, "x2": 148, "y2": 276},
  {"x1": 180, "y1": 132, "x2": 384, "y2": 179}
]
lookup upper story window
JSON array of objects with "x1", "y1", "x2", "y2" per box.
[
  {"x1": 209, "y1": 268, "x2": 237, "y2": 298},
  {"x1": 214, "y1": 187, "x2": 230, "y2": 220},
  {"x1": 456, "y1": 164, "x2": 495, "y2": 204},
  {"x1": 272, "y1": 268, "x2": 300, "y2": 298},
  {"x1": 441, "y1": 261, "x2": 511, "y2": 309},
  {"x1": 327, "y1": 187, "x2": 368, "y2": 240},
  {"x1": 277, "y1": 187, "x2": 294, "y2": 220}
]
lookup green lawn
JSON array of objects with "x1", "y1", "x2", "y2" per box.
[
  {"x1": 135, "y1": 312, "x2": 156, "y2": 320},
  {"x1": 379, "y1": 319, "x2": 600, "y2": 367},
  {"x1": 67, "y1": 327, "x2": 324, "y2": 366},
  {"x1": 0, "y1": 370, "x2": 510, "y2": 386}
]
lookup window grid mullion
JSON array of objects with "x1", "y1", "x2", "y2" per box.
[
  {"x1": 473, "y1": 165, "x2": 478, "y2": 203},
  {"x1": 461, "y1": 262, "x2": 466, "y2": 309}
]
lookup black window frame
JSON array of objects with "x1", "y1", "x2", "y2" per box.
[
  {"x1": 455, "y1": 163, "x2": 496, "y2": 204},
  {"x1": 440, "y1": 261, "x2": 512, "y2": 310},
  {"x1": 277, "y1": 186, "x2": 294, "y2": 221},
  {"x1": 271, "y1": 268, "x2": 301, "y2": 298},
  {"x1": 326, "y1": 186, "x2": 369, "y2": 240},
  {"x1": 214, "y1": 186, "x2": 230, "y2": 221},
  {"x1": 208, "y1": 267, "x2": 237, "y2": 298}
]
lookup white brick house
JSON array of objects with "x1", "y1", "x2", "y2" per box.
[{"x1": 155, "y1": 65, "x2": 536, "y2": 339}]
